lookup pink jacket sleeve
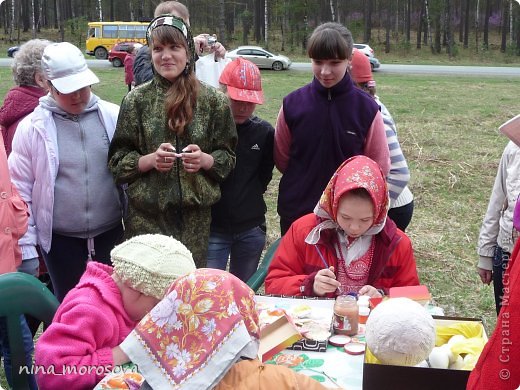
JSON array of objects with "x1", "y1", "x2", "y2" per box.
[
  {"x1": 35, "y1": 301, "x2": 120, "y2": 390},
  {"x1": 274, "y1": 106, "x2": 291, "y2": 173},
  {"x1": 0, "y1": 136, "x2": 28, "y2": 273},
  {"x1": 364, "y1": 111, "x2": 390, "y2": 177}
]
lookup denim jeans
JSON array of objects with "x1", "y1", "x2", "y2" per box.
[
  {"x1": 493, "y1": 246, "x2": 510, "y2": 315},
  {"x1": 17, "y1": 257, "x2": 39, "y2": 278},
  {"x1": 206, "y1": 225, "x2": 266, "y2": 282},
  {"x1": 0, "y1": 315, "x2": 38, "y2": 390}
]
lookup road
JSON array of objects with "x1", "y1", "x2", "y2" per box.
[
  {"x1": 1, "y1": 58, "x2": 519, "y2": 76},
  {"x1": 290, "y1": 62, "x2": 520, "y2": 76}
]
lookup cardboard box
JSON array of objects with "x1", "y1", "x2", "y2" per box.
[
  {"x1": 255, "y1": 295, "x2": 335, "y2": 353},
  {"x1": 258, "y1": 313, "x2": 302, "y2": 362},
  {"x1": 362, "y1": 316, "x2": 487, "y2": 390}
]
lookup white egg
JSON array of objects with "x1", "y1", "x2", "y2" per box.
[
  {"x1": 415, "y1": 360, "x2": 429, "y2": 368},
  {"x1": 449, "y1": 355, "x2": 465, "y2": 370},
  {"x1": 447, "y1": 334, "x2": 466, "y2": 346},
  {"x1": 439, "y1": 343, "x2": 457, "y2": 364},
  {"x1": 428, "y1": 347, "x2": 450, "y2": 369}
]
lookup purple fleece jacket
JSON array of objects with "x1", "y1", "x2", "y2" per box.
[{"x1": 35, "y1": 262, "x2": 136, "y2": 390}]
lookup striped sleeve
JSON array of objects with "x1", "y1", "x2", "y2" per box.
[{"x1": 377, "y1": 98, "x2": 410, "y2": 203}]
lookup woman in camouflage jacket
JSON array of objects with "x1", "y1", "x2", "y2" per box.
[{"x1": 108, "y1": 15, "x2": 237, "y2": 267}]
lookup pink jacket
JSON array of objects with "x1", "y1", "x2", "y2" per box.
[
  {"x1": 0, "y1": 136, "x2": 28, "y2": 274},
  {"x1": 35, "y1": 262, "x2": 136, "y2": 390},
  {"x1": 0, "y1": 85, "x2": 46, "y2": 156}
]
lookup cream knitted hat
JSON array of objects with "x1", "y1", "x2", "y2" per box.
[{"x1": 111, "y1": 234, "x2": 196, "y2": 299}]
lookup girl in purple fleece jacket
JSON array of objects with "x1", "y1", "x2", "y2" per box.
[{"x1": 34, "y1": 234, "x2": 196, "y2": 390}]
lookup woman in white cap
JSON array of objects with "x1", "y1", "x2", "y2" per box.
[{"x1": 8, "y1": 42, "x2": 124, "y2": 302}]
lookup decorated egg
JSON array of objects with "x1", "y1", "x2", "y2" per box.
[{"x1": 365, "y1": 297, "x2": 436, "y2": 366}]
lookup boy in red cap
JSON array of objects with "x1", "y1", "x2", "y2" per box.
[{"x1": 206, "y1": 58, "x2": 274, "y2": 282}]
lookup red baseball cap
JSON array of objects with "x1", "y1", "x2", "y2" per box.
[{"x1": 219, "y1": 57, "x2": 264, "y2": 104}]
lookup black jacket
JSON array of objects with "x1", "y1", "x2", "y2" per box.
[{"x1": 211, "y1": 116, "x2": 274, "y2": 233}]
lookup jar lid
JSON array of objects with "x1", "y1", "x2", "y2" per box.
[
  {"x1": 328, "y1": 334, "x2": 351, "y2": 347},
  {"x1": 344, "y1": 341, "x2": 366, "y2": 355}
]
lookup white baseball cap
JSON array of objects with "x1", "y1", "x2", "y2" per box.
[{"x1": 41, "y1": 42, "x2": 99, "y2": 94}]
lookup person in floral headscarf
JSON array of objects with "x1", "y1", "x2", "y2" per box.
[
  {"x1": 115, "y1": 268, "x2": 330, "y2": 389},
  {"x1": 265, "y1": 155, "x2": 419, "y2": 298}
]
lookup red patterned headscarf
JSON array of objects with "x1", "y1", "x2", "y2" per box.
[
  {"x1": 306, "y1": 156, "x2": 389, "y2": 264},
  {"x1": 319, "y1": 155, "x2": 388, "y2": 225},
  {"x1": 120, "y1": 269, "x2": 259, "y2": 389}
]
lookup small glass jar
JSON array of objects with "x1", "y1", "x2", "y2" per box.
[{"x1": 333, "y1": 295, "x2": 359, "y2": 336}]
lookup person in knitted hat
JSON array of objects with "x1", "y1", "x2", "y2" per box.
[
  {"x1": 114, "y1": 268, "x2": 329, "y2": 389},
  {"x1": 34, "y1": 234, "x2": 196, "y2": 390},
  {"x1": 206, "y1": 58, "x2": 274, "y2": 282},
  {"x1": 349, "y1": 48, "x2": 414, "y2": 232},
  {"x1": 108, "y1": 15, "x2": 237, "y2": 269}
]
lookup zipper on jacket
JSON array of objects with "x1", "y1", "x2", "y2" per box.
[{"x1": 76, "y1": 115, "x2": 92, "y2": 247}]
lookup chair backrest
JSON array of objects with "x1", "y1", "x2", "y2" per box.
[
  {"x1": 0, "y1": 272, "x2": 59, "y2": 390},
  {"x1": 246, "y1": 237, "x2": 281, "y2": 292}
]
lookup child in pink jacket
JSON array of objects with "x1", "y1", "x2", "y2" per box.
[{"x1": 34, "y1": 234, "x2": 196, "y2": 390}]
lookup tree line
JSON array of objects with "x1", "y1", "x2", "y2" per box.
[{"x1": 1, "y1": 0, "x2": 519, "y2": 56}]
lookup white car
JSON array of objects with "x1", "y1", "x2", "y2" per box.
[
  {"x1": 226, "y1": 46, "x2": 292, "y2": 71},
  {"x1": 354, "y1": 43, "x2": 374, "y2": 58}
]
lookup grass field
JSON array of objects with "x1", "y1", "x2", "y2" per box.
[{"x1": 0, "y1": 64, "x2": 517, "y2": 386}]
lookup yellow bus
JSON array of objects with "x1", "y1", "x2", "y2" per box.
[{"x1": 86, "y1": 21, "x2": 148, "y2": 59}]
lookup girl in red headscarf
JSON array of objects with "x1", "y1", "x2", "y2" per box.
[{"x1": 265, "y1": 155, "x2": 419, "y2": 298}]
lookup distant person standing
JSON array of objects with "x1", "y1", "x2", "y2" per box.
[
  {"x1": 274, "y1": 22, "x2": 390, "y2": 235},
  {"x1": 206, "y1": 58, "x2": 274, "y2": 282},
  {"x1": 0, "y1": 39, "x2": 51, "y2": 157},
  {"x1": 124, "y1": 43, "x2": 142, "y2": 92}
]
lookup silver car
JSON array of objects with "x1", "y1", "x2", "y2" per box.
[{"x1": 226, "y1": 46, "x2": 292, "y2": 71}]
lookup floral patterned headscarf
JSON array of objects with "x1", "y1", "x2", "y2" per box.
[
  {"x1": 120, "y1": 269, "x2": 259, "y2": 389},
  {"x1": 305, "y1": 155, "x2": 389, "y2": 265}
]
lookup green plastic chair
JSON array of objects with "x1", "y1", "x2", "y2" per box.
[
  {"x1": 0, "y1": 272, "x2": 59, "y2": 390},
  {"x1": 246, "y1": 237, "x2": 281, "y2": 292}
]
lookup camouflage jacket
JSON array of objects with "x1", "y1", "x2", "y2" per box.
[{"x1": 108, "y1": 75, "x2": 237, "y2": 215}]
